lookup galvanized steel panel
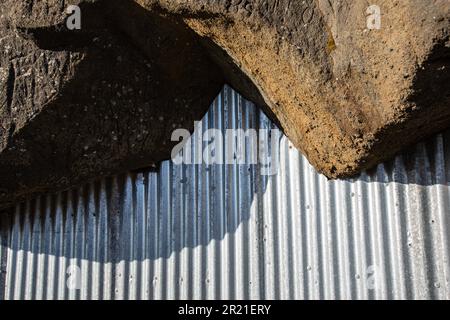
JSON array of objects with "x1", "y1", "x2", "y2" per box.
[{"x1": 0, "y1": 85, "x2": 449, "y2": 300}]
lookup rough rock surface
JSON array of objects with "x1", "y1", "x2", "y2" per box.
[
  {"x1": 0, "y1": 0, "x2": 449, "y2": 209},
  {"x1": 0, "y1": 0, "x2": 224, "y2": 209}
]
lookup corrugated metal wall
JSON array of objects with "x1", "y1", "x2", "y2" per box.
[{"x1": 0, "y1": 86, "x2": 449, "y2": 300}]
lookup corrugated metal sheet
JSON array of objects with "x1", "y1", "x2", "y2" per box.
[{"x1": 0, "y1": 85, "x2": 449, "y2": 300}]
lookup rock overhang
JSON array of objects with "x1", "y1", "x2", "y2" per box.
[{"x1": 0, "y1": 0, "x2": 449, "y2": 209}]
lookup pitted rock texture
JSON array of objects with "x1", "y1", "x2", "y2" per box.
[{"x1": 0, "y1": 0, "x2": 449, "y2": 209}]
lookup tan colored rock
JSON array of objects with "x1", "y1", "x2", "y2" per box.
[{"x1": 142, "y1": 0, "x2": 449, "y2": 177}]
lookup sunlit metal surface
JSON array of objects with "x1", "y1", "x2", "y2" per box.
[{"x1": 0, "y1": 86, "x2": 449, "y2": 300}]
